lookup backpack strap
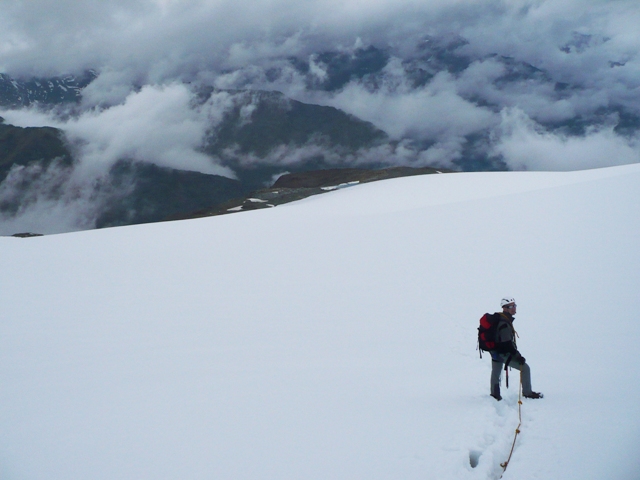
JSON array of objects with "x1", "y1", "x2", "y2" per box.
[{"x1": 496, "y1": 313, "x2": 518, "y2": 349}]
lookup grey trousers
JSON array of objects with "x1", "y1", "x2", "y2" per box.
[{"x1": 491, "y1": 353, "x2": 533, "y2": 396}]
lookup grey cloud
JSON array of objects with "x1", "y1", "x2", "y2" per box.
[
  {"x1": 0, "y1": 159, "x2": 101, "y2": 234},
  {"x1": 2, "y1": 2, "x2": 638, "y2": 106},
  {"x1": 1, "y1": 84, "x2": 236, "y2": 177},
  {"x1": 319, "y1": 69, "x2": 497, "y2": 141},
  {"x1": 492, "y1": 107, "x2": 640, "y2": 171},
  {"x1": 0, "y1": 1, "x2": 629, "y2": 77}
]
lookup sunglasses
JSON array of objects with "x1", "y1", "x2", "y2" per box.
[{"x1": 506, "y1": 304, "x2": 517, "y2": 309}]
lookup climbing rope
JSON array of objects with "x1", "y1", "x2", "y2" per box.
[{"x1": 500, "y1": 371, "x2": 522, "y2": 476}]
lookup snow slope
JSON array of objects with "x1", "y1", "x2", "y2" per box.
[{"x1": 1, "y1": 165, "x2": 639, "y2": 480}]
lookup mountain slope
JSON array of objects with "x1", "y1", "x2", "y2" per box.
[
  {"x1": 0, "y1": 119, "x2": 248, "y2": 232},
  {"x1": 0, "y1": 117, "x2": 73, "y2": 176},
  {"x1": 1, "y1": 165, "x2": 638, "y2": 479},
  {"x1": 199, "y1": 88, "x2": 390, "y2": 190},
  {"x1": 95, "y1": 161, "x2": 246, "y2": 228},
  {"x1": 0, "y1": 72, "x2": 96, "y2": 108}
]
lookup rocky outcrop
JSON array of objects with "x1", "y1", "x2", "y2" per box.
[{"x1": 170, "y1": 166, "x2": 453, "y2": 220}]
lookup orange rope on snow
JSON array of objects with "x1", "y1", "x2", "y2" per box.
[{"x1": 500, "y1": 372, "x2": 522, "y2": 476}]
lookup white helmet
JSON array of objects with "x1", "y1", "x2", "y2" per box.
[{"x1": 500, "y1": 297, "x2": 516, "y2": 307}]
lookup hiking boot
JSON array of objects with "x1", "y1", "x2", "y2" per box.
[
  {"x1": 523, "y1": 392, "x2": 544, "y2": 399},
  {"x1": 491, "y1": 385, "x2": 502, "y2": 401}
]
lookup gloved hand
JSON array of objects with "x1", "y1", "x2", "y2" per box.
[{"x1": 516, "y1": 355, "x2": 526, "y2": 364}]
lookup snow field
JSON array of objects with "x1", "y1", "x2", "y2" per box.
[{"x1": 1, "y1": 164, "x2": 639, "y2": 479}]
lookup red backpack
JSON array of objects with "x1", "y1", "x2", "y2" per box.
[{"x1": 477, "y1": 313, "x2": 499, "y2": 357}]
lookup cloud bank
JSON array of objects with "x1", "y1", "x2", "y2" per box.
[
  {"x1": 2, "y1": 1, "x2": 638, "y2": 96},
  {"x1": 493, "y1": 107, "x2": 640, "y2": 171}
]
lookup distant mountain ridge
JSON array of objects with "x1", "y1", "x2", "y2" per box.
[
  {"x1": 0, "y1": 71, "x2": 97, "y2": 108},
  {"x1": 0, "y1": 116, "x2": 72, "y2": 174},
  {"x1": 198, "y1": 88, "x2": 390, "y2": 191}
]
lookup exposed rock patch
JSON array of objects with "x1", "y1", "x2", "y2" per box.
[{"x1": 169, "y1": 166, "x2": 453, "y2": 220}]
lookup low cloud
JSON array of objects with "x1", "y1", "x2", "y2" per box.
[
  {"x1": 0, "y1": 160, "x2": 105, "y2": 234},
  {"x1": 0, "y1": 84, "x2": 241, "y2": 233},
  {"x1": 321, "y1": 69, "x2": 496, "y2": 142},
  {"x1": 1, "y1": 84, "x2": 235, "y2": 177},
  {"x1": 67, "y1": 84, "x2": 234, "y2": 178},
  {"x1": 492, "y1": 107, "x2": 640, "y2": 171}
]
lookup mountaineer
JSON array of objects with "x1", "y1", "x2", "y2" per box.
[{"x1": 480, "y1": 298, "x2": 544, "y2": 401}]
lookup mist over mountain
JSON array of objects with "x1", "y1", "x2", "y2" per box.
[
  {"x1": 0, "y1": 0, "x2": 639, "y2": 234},
  {"x1": 0, "y1": 117, "x2": 248, "y2": 231}
]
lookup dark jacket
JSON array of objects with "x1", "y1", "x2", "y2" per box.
[{"x1": 493, "y1": 312, "x2": 520, "y2": 356}]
